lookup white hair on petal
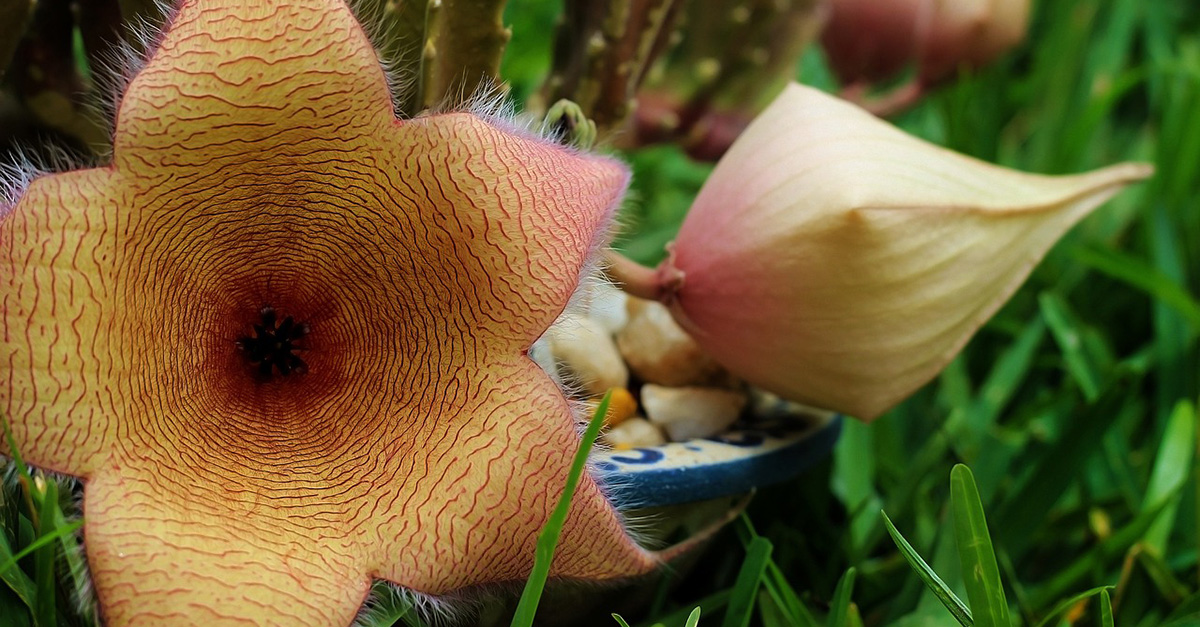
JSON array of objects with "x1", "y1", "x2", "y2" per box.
[
  {"x1": 0, "y1": 141, "x2": 94, "y2": 217},
  {"x1": 0, "y1": 152, "x2": 43, "y2": 216},
  {"x1": 346, "y1": 0, "x2": 420, "y2": 118},
  {"x1": 353, "y1": 579, "x2": 512, "y2": 627},
  {"x1": 80, "y1": 0, "x2": 178, "y2": 153}
]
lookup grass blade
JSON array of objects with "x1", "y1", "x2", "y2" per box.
[
  {"x1": 640, "y1": 590, "x2": 731, "y2": 627},
  {"x1": 685, "y1": 607, "x2": 702, "y2": 627},
  {"x1": 995, "y1": 378, "x2": 1134, "y2": 555},
  {"x1": 881, "y1": 511, "x2": 972, "y2": 627},
  {"x1": 765, "y1": 562, "x2": 820, "y2": 627},
  {"x1": 1032, "y1": 586, "x2": 1114, "y2": 627},
  {"x1": 0, "y1": 518, "x2": 83, "y2": 578},
  {"x1": 510, "y1": 391, "x2": 612, "y2": 627},
  {"x1": 49, "y1": 501, "x2": 92, "y2": 624},
  {"x1": 1072, "y1": 244, "x2": 1200, "y2": 332},
  {"x1": 32, "y1": 480, "x2": 56, "y2": 627},
  {"x1": 1100, "y1": 589, "x2": 1114, "y2": 627},
  {"x1": 721, "y1": 536, "x2": 772, "y2": 627},
  {"x1": 1142, "y1": 399, "x2": 1196, "y2": 555},
  {"x1": 950, "y1": 465, "x2": 1009, "y2": 627},
  {"x1": 1, "y1": 414, "x2": 31, "y2": 481},
  {"x1": 832, "y1": 420, "x2": 880, "y2": 561},
  {"x1": 1038, "y1": 291, "x2": 1104, "y2": 401},
  {"x1": 0, "y1": 520, "x2": 35, "y2": 614},
  {"x1": 1030, "y1": 495, "x2": 1177, "y2": 607},
  {"x1": 737, "y1": 516, "x2": 820, "y2": 627},
  {"x1": 612, "y1": 614, "x2": 633, "y2": 627},
  {"x1": 827, "y1": 568, "x2": 856, "y2": 627}
]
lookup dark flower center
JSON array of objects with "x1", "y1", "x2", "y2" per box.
[{"x1": 237, "y1": 306, "x2": 309, "y2": 378}]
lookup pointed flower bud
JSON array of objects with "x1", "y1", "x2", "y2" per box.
[{"x1": 650, "y1": 84, "x2": 1151, "y2": 420}]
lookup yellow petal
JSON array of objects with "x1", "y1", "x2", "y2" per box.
[
  {"x1": 369, "y1": 361, "x2": 660, "y2": 594},
  {"x1": 1, "y1": 170, "x2": 120, "y2": 477},
  {"x1": 665, "y1": 83, "x2": 1151, "y2": 420},
  {"x1": 84, "y1": 460, "x2": 369, "y2": 627}
]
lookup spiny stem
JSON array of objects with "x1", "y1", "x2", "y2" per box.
[
  {"x1": 420, "y1": 0, "x2": 511, "y2": 111},
  {"x1": 540, "y1": 0, "x2": 682, "y2": 136}
]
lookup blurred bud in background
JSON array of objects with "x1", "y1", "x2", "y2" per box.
[
  {"x1": 822, "y1": 0, "x2": 1032, "y2": 115},
  {"x1": 630, "y1": 0, "x2": 827, "y2": 161}
]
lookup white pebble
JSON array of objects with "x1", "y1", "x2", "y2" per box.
[
  {"x1": 603, "y1": 417, "x2": 667, "y2": 449},
  {"x1": 617, "y1": 298, "x2": 725, "y2": 386},
  {"x1": 545, "y1": 314, "x2": 629, "y2": 396},
  {"x1": 641, "y1": 384, "x2": 747, "y2": 441}
]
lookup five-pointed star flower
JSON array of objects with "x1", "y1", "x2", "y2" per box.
[{"x1": 0, "y1": 1, "x2": 671, "y2": 625}]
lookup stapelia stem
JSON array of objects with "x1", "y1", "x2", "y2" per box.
[{"x1": 603, "y1": 249, "x2": 686, "y2": 304}]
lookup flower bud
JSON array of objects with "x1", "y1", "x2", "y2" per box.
[
  {"x1": 821, "y1": 0, "x2": 1031, "y2": 88},
  {"x1": 657, "y1": 83, "x2": 1151, "y2": 420}
]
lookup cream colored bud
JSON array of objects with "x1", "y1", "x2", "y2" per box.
[{"x1": 659, "y1": 84, "x2": 1151, "y2": 420}]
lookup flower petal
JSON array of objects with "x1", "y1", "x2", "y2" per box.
[
  {"x1": 369, "y1": 359, "x2": 658, "y2": 594},
  {"x1": 667, "y1": 83, "x2": 1151, "y2": 420},
  {"x1": 114, "y1": 0, "x2": 393, "y2": 163},
  {"x1": 1, "y1": 170, "x2": 120, "y2": 476},
  {"x1": 85, "y1": 459, "x2": 369, "y2": 627},
  {"x1": 4, "y1": 0, "x2": 641, "y2": 618},
  {"x1": 394, "y1": 114, "x2": 628, "y2": 348}
]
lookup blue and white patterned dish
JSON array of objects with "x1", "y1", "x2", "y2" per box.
[{"x1": 595, "y1": 410, "x2": 842, "y2": 508}]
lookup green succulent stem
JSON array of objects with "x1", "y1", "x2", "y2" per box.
[
  {"x1": 541, "y1": 0, "x2": 682, "y2": 137},
  {"x1": 419, "y1": 0, "x2": 511, "y2": 111},
  {"x1": 544, "y1": 99, "x2": 598, "y2": 149}
]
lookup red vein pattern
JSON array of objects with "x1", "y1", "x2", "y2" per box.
[{"x1": 0, "y1": 1, "x2": 661, "y2": 625}]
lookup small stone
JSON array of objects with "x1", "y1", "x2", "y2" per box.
[
  {"x1": 582, "y1": 281, "x2": 628, "y2": 334},
  {"x1": 641, "y1": 384, "x2": 747, "y2": 441},
  {"x1": 617, "y1": 298, "x2": 725, "y2": 386},
  {"x1": 599, "y1": 387, "x2": 638, "y2": 428},
  {"x1": 545, "y1": 314, "x2": 628, "y2": 397},
  {"x1": 602, "y1": 417, "x2": 667, "y2": 450}
]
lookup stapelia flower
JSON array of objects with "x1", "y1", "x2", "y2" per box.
[
  {"x1": 0, "y1": 1, "x2": 677, "y2": 625},
  {"x1": 619, "y1": 84, "x2": 1151, "y2": 421}
]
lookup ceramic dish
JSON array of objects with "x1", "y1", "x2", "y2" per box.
[{"x1": 595, "y1": 410, "x2": 843, "y2": 508}]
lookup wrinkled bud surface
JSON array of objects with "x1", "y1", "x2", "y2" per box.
[
  {"x1": 822, "y1": 0, "x2": 1030, "y2": 87},
  {"x1": 660, "y1": 83, "x2": 1151, "y2": 420},
  {"x1": 0, "y1": 1, "x2": 679, "y2": 625}
]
